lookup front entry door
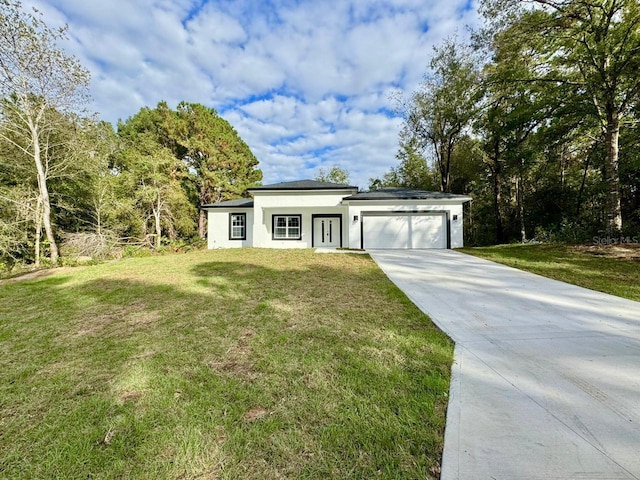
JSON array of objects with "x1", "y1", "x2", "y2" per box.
[{"x1": 313, "y1": 217, "x2": 341, "y2": 247}]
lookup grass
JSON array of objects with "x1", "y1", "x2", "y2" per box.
[
  {"x1": 0, "y1": 249, "x2": 453, "y2": 479},
  {"x1": 460, "y1": 243, "x2": 640, "y2": 302}
]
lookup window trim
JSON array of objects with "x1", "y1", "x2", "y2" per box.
[
  {"x1": 271, "y1": 214, "x2": 302, "y2": 240},
  {"x1": 228, "y1": 212, "x2": 247, "y2": 240}
]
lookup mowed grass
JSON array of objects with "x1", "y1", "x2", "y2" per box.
[
  {"x1": 0, "y1": 249, "x2": 453, "y2": 479},
  {"x1": 460, "y1": 243, "x2": 640, "y2": 302}
]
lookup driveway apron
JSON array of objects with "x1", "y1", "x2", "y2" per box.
[{"x1": 370, "y1": 249, "x2": 640, "y2": 480}]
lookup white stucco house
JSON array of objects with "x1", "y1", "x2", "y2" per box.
[{"x1": 202, "y1": 180, "x2": 472, "y2": 250}]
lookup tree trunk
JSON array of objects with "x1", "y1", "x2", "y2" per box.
[
  {"x1": 434, "y1": 140, "x2": 449, "y2": 193},
  {"x1": 604, "y1": 110, "x2": 622, "y2": 232},
  {"x1": 493, "y1": 168, "x2": 504, "y2": 244},
  {"x1": 198, "y1": 181, "x2": 208, "y2": 238},
  {"x1": 31, "y1": 127, "x2": 59, "y2": 264},
  {"x1": 154, "y1": 194, "x2": 162, "y2": 249},
  {"x1": 517, "y1": 174, "x2": 526, "y2": 243},
  {"x1": 491, "y1": 140, "x2": 504, "y2": 244},
  {"x1": 95, "y1": 202, "x2": 102, "y2": 236},
  {"x1": 443, "y1": 140, "x2": 453, "y2": 193},
  {"x1": 198, "y1": 209, "x2": 207, "y2": 238},
  {"x1": 560, "y1": 152, "x2": 565, "y2": 192},
  {"x1": 439, "y1": 142, "x2": 451, "y2": 193},
  {"x1": 576, "y1": 148, "x2": 592, "y2": 217},
  {"x1": 34, "y1": 197, "x2": 42, "y2": 268}
]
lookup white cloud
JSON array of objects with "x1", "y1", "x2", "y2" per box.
[{"x1": 26, "y1": 0, "x2": 481, "y2": 188}]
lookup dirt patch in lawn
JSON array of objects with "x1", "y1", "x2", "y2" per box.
[
  {"x1": 243, "y1": 407, "x2": 268, "y2": 421},
  {"x1": 118, "y1": 390, "x2": 144, "y2": 403},
  {"x1": 73, "y1": 301, "x2": 160, "y2": 338},
  {"x1": 573, "y1": 244, "x2": 640, "y2": 261},
  {"x1": 208, "y1": 329, "x2": 256, "y2": 378},
  {"x1": 0, "y1": 267, "x2": 73, "y2": 285}
]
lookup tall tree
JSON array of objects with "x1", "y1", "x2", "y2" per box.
[
  {"x1": 117, "y1": 136, "x2": 192, "y2": 249},
  {"x1": 118, "y1": 107, "x2": 195, "y2": 247},
  {"x1": 402, "y1": 37, "x2": 481, "y2": 192},
  {"x1": 168, "y1": 102, "x2": 262, "y2": 237},
  {"x1": 475, "y1": 40, "x2": 558, "y2": 243},
  {"x1": 52, "y1": 119, "x2": 122, "y2": 237},
  {"x1": 376, "y1": 128, "x2": 438, "y2": 190},
  {"x1": 481, "y1": 0, "x2": 640, "y2": 231},
  {"x1": 396, "y1": 127, "x2": 439, "y2": 190},
  {"x1": 0, "y1": 1, "x2": 90, "y2": 264}
]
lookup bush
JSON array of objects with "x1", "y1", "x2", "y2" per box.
[{"x1": 533, "y1": 220, "x2": 598, "y2": 244}]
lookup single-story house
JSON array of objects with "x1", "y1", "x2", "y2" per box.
[{"x1": 202, "y1": 180, "x2": 472, "y2": 250}]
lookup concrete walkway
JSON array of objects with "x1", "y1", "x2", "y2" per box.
[{"x1": 369, "y1": 250, "x2": 640, "y2": 480}]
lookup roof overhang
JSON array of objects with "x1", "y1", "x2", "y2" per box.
[
  {"x1": 200, "y1": 199, "x2": 254, "y2": 210},
  {"x1": 342, "y1": 197, "x2": 472, "y2": 205},
  {"x1": 249, "y1": 188, "x2": 358, "y2": 195},
  {"x1": 247, "y1": 179, "x2": 358, "y2": 193}
]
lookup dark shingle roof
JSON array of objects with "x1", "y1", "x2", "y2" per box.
[
  {"x1": 201, "y1": 198, "x2": 254, "y2": 209},
  {"x1": 248, "y1": 179, "x2": 357, "y2": 191},
  {"x1": 343, "y1": 188, "x2": 472, "y2": 201}
]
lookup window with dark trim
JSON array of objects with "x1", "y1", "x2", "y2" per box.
[
  {"x1": 229, "y1": 213, "x2": 246, "y2": 240},
  {"x1": 272, "y1": 215, "x2": 301, "y2": 240}
]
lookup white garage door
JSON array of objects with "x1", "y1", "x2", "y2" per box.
[{"x1": 362, "y1": 212, "x2": 447, "y2": 249}]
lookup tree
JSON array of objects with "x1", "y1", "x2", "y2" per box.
[
  {"x1": 315, "y1": 165, "x2": 350, "y2": 185},
  {"x1": 117, "y1": 136, "x2": 194, "y2": 249},
  {"x1": 402, "y1": 37, "x2": 481, "y2": 192},
  {"x1": 0, "y1": 1, "x2": 91, "y2": 264},
  {"x1": 119, "y1": 102, "x2": 262, "y2": 238},
  {"x1": 393, "y1": 127, "x2": 438, "y2": 190},
  {"x1": 168, "y1": 102, "x2": 262, "y2": 237},
  {"x1": 0, "y1": 180, "x2": 37, "y2": 268},
  {"x1": 474, "y1": 70, "x2": 552, "y2": 243},
  {"x1": 368, "y1": 170, "x2": 404, "y2": 191},
  {"x1": 118, "y1": 108, "x2": 195, "y2": 248},
  {"x1": 79, "y1": 122, "x2": 121, "y2": 236},
  {"x1": 481, "y1": 0, "x2": 640, "y2": 231},
  {"x1": 51, "y1": 119, "x2": 122, "y2": 237}
]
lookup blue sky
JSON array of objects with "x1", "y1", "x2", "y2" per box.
[{"x1": 32, "y1": 0, "x2": 480, "y2": 187}]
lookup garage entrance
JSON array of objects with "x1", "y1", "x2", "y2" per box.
[{"x1": 361, "y1": 211, "x2": 449, "y2": 249}]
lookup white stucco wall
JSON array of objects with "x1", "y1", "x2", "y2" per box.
[
  {"x1": 345, "y1": 201, "x2": 466, "y2": 249},
  {"x1": 252, "y1": 190, "x2": 353, "y2": 248},
  {"x1": 206, "y1": 209, "x2": 253, "y2": 249},
  {"x1": 205, "y1": 192, "x2": 469, "y2": 250}
]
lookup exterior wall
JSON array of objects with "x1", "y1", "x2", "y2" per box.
[
  {"x1": 206, "y1": 209, "x2": 253, "y2": 248},
  {"x1": 252, "y1": 190, "x2": 353, "y2": 248},
  {"x1": 205, "y1": 193, "x2": 468, "y2": 250},
  {"x1": 346, "y1": 201, "x2": 466, "y2": 249},
  {"x1": 449, "y1": 203, "x2": 465, "y2": 248},
  {"x1": 255, "y1": 207, "x2": 348, "y2": 248}
]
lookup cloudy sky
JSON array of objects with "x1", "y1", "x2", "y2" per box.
[{"x1": 29, "y1": 0, "x2": 480, "y2": 187}]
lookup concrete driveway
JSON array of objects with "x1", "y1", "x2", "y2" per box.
[{"x1": 370, "y1": 249, "x2": 640, "y2": 480}]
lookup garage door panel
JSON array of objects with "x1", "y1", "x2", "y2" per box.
[
  {"x1": 368, "y1": 215, "x2": 409, "y2": 249},
  {"x1": 363, "y1": 213, "x2": 446, "y2": 249},
  {"x1": 410, "y1": 215, "x2": 445, "y2": 248}
]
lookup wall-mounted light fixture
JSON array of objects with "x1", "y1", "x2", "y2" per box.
[
  {"x1": 353, "y1": 215, "x2": 359, "y2": 222},
  {"x1": 453, "y1": 215, "x2": 458, "y2": 221}
]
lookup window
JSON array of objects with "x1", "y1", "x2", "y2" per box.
[
  {"x1": 272, "y1": 215, "x2": 301, "y2": 240},
  {"x1": 229, "y1": 213, "x2": 246, "y2": 240}
]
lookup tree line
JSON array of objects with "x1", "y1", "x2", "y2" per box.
[
  {"x1": 0, "y1": 1, "x2": 261, "y2": 270},
  {"x1": 374, "y1": 0, "x2": 640, "y2": 245},
  {"x1": 3, "y1": 0, "x2": 638, "y2": 270}
]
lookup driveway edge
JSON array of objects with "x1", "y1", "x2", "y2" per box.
[{"x1": 440, "y1": 345, "x2": 462, "y2": 479}]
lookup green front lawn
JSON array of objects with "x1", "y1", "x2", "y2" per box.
[
  {"x1": 460, "y1": 243, "x2": 640, "y2": 302},
  {"x1": 0, "y1": 249, "x2": 452, "y2": 479}
]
